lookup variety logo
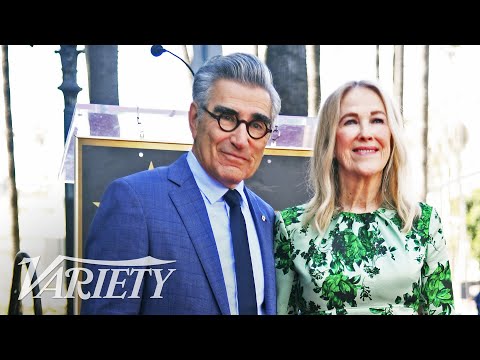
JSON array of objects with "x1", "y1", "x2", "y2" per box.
[{"x1": 18, "y1": 256, "x2": 176, "y2": 300}]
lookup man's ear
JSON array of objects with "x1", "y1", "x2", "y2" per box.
[{"x1": 188, "y1": 102, "x2": 198, "y2": 138}]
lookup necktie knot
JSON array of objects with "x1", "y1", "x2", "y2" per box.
[{"x1": 224, "y1": 189, "x2": 241, "y2": 208}]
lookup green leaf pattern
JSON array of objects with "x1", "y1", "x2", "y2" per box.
[{"x1": 274, "y1": 203, "x2": 455, "y2": 315}]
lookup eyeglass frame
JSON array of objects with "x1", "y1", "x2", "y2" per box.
[{"x1": 201, "y1": 106, "x2": 273, "y2": 140}]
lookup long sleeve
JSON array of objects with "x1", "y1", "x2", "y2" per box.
[
  {"x1": 420, "y1": 205, "x2": 455, "y2": 315},
  {"x1": 274, "y1": 211, "x2": 297, "y2": 315},
  {"x1": 80, "y1": 178, "x2": 148, "y2": 314}
]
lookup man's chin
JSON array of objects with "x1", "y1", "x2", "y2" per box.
[{"x1": 218, "y1": 168, "x2": 247, "y2": 187}]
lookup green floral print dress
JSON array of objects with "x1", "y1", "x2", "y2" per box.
[{"x1": 274, "y1": 202, "x2": 454, "y2": 315}]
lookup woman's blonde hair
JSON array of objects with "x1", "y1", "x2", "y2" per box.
[{"x1": 303, "y1": 80, "x2": 420, "y2": 233}]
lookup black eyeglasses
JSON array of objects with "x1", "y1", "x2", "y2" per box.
[{"x1": 202, "y1": 106, "x2": 272, "y2": 140}]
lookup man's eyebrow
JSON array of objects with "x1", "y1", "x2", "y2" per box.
[
  {"x1": 252, "y1": 113, "x2": 272, "y2": 124},
  {"x1": 213, "y1": 105, "x2": 238, "y2": 115},
  {"x1": 213, "y1": 105, "x2": 271, "y2": 124}
]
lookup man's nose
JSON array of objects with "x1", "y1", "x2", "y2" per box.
[{"x1": 231, "y1": 122, "x2": 250, "y2": 146}]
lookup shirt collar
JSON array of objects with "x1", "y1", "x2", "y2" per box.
[{"x1": 186, "y1": 150, "x2": 246, "y2": 205}]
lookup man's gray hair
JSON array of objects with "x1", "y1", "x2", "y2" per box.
[{"x1": 192, "y1": 52, "x2": 281, "y2": 121}]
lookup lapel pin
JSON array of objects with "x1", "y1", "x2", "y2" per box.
[{"x1": 261, "y1": 215, "x2": 266, "y2": 222}]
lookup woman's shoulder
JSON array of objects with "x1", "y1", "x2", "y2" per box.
[
  {"x1": 381, "y1": 202, "x2": 440, "y2": 221},
  {"x1": 275, "y1": 203, "x2": 309, "y2": 227},
  {"x1": 417, "y1": 201, "x2": 441, "y2": 219},
  {"x1": 277, "y1": 204, "x2": 308, "y2": 217},
  {"x1": 407, "y1": 202, "x2": 445, "y2": 243}
]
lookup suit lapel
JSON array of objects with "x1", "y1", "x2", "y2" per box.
[
  {"x1": 244, "y1": 188, "x2": 276, "y2": 315},
  {"x1": 167, "y1": 155, "x2": 230, "y2": 315}
]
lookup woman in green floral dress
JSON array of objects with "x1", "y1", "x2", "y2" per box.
[{"x1": 275, "y1": 80, "x2": 454, "y2": 315}]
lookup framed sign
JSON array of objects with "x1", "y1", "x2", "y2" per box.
[{"x1": 74, "y1": 137, "x2": 312, "y2": 313}]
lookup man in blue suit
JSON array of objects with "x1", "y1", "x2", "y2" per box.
[{"x1": 80, "y1": 52, "x2": 281, "y2": 315}]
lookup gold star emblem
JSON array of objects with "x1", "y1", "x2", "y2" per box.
[{"x1": 93, "y1": 161, "x2": 155, "y2": 208}]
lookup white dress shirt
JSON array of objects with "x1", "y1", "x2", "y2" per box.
[{"x1": 186, "y1": 151, "x2": 265, "y2": 314}]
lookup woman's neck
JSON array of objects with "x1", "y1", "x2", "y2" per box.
[{"x1": 338, "y1": 174, "x2": 382, "y2": 213}]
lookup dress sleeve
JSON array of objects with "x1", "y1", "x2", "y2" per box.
[
  {"x1": 421, "y1": 205, "x2": 455, "y2": 315},
  {"x1": 274, "y1": 210, "x2": 297, "y2": 315}
]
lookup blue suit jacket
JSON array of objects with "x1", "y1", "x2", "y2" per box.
[{"x1": 80, "y1": 154, "x2": 276, "y2": 315}]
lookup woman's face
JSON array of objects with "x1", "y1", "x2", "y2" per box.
[{"x1": 334, "y1": 86, "x2": 391, "y2": 181}]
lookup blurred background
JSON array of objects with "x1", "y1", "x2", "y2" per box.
[{"x1": 1, "y1": 45, "x2": 479, "y2": 315}]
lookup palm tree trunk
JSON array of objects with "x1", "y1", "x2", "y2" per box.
[
  {"x1": 85, "y1": 45, "x2": 119, "y2": 105},
  {"x1": 191, "y1": 45, "x2": 222, "y2": 73},
  {"x1": 265, "y1": 45, "x2": 308, "y2": 148},
  {"x1": 84, "y1": 45, "x2": 120, "y2": 137},
  {"x1": 393, "y1": 45, "x2": 404, "y2": 113},
  {"x1": 2, "y1": 45, "x2": 20, "y2": 259},
  {"x1": 266, "y1": 45, "x2": 308, "y2": 116},
  {"x1": 376, "y1": 45, "x2": 380, "y2": 80},
  {"x1": 307, "y1": 45, "x2": 321, "y2": 116}
]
